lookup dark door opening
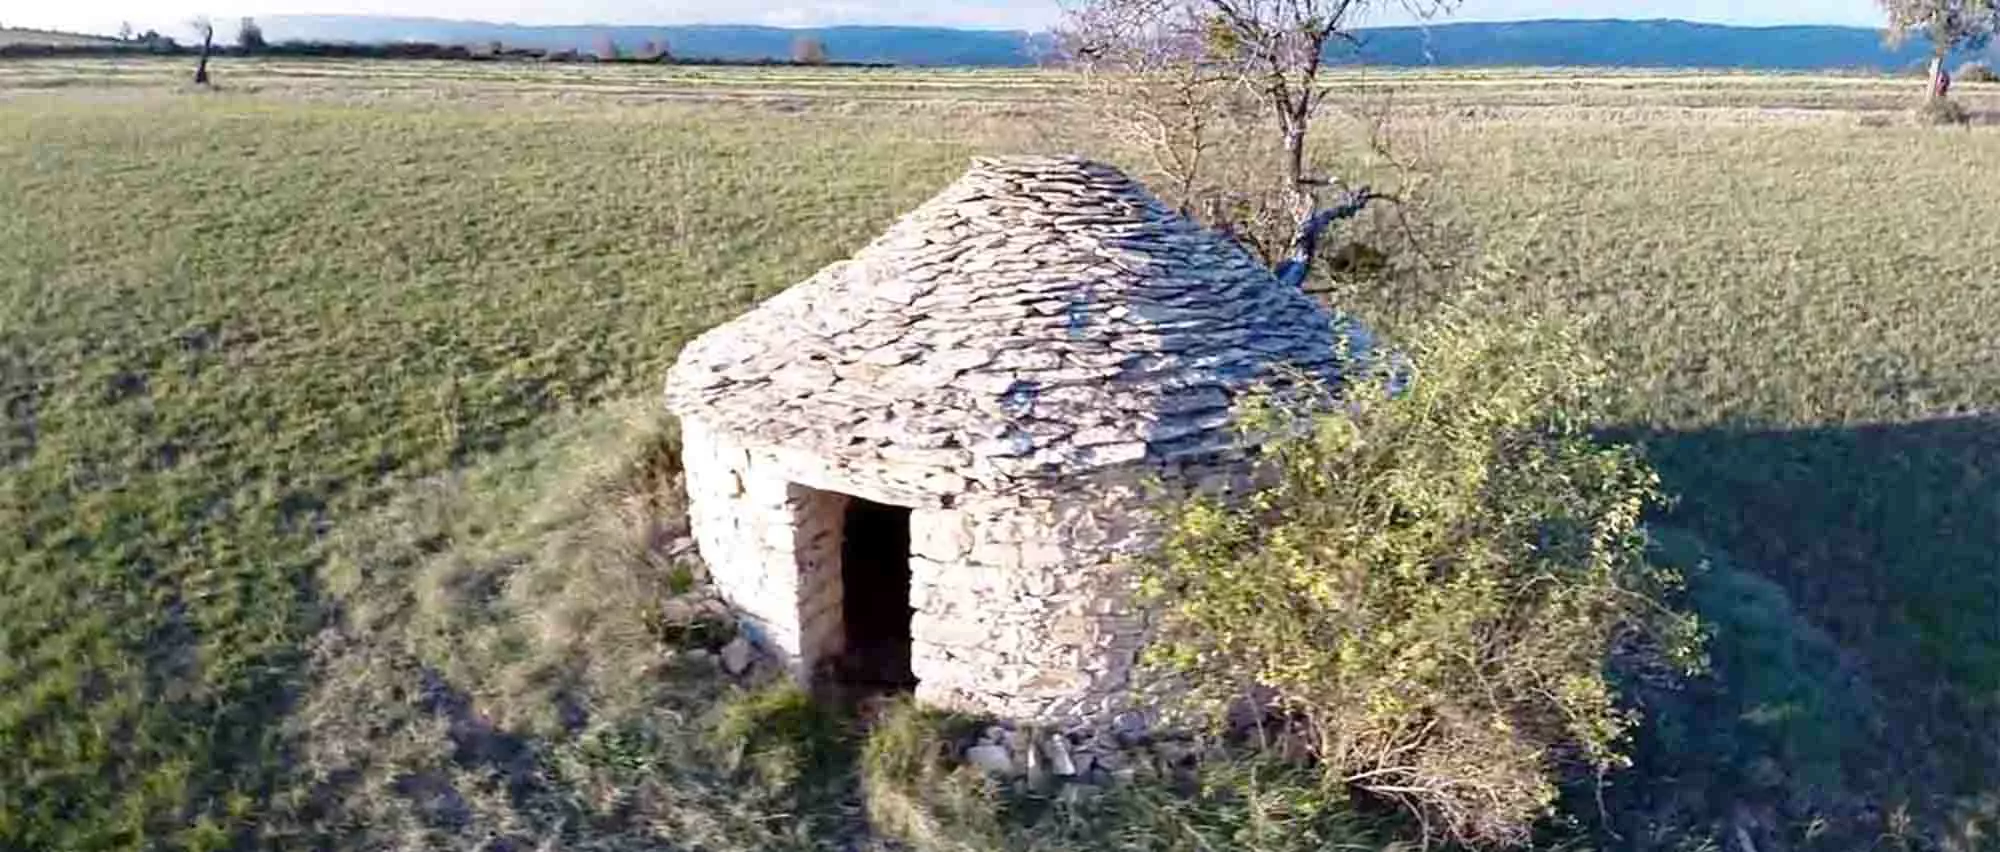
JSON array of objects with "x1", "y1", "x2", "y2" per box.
[{"x1": 836, "y1": 498, "x2": 916, "y2": 693}]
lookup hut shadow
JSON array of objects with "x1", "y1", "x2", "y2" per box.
[{"x1": 1609, "y1": 414, "x2": 2000, "y2": 814}]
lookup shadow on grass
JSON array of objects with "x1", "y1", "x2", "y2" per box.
[{"x1": 1609, "y1": 415, "x2": 2000, "y2": 842}]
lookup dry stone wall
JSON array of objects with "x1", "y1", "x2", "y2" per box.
[
  {"x1": 791, "y1": 485, "x2": 849, "y2": 674},
  {"x1": 920, "y1": 460, "x2": 1253, "y2": 720},
  {"x1": 681, "y1": 414, "x2": 1253, "y2": 722},
  {"x1": 909, "y1": 480, "x2": 1158, "y2": 720},
  {"x1": 679, "y1": 417, "x2": 811, "y2": 667}
]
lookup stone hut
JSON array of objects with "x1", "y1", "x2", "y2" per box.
[{"x1": 665, "y1": 156, "x2": 1356, "y2": 721}]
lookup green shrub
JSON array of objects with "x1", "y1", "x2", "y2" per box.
[{"x1": 1141, "y1": 303, "x2": 1705, "y2": 847}]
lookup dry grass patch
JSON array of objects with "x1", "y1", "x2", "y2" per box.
[
  {"x1": 859, "y1": 700, "x2": 1393, "y2": 852},
  {"x1": 271, "y1": 402, "x2": 863, "y2": 850},
  {"x1": 1916, "y1": 96, "x2": 1973, "y2": 125}
]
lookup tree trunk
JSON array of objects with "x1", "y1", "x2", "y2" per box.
[
  {"x1": 1930, "y1": 54, "x2": 1950, "y2": 100},
  {"x1": 1282, "y1": 125, "x2": 1309, "y2": 221},
  {"x1": 194, "y1": 34, "x2": 212, "y2": 85}
]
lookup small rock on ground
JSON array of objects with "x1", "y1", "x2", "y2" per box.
[
  {"x1": 964, "y1": 744, "x2": 1013, "y2": 775},
  {"x1": 720, "y1": 637, "x2": 754, "y2": 676},
  {"x1": 1042, "y1": 734, "x2": 1078, "y2": 776}
]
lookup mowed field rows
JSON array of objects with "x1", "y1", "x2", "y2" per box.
[
  {"x1": 3, "y1": 57, "x2": 2000, "y2": 848},
  {"x1": 8, "y1": 54, "x2": 2000, "y2": 115}
]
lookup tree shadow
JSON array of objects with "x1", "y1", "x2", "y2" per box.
[{"x1": 1608, "y1": 414, "x2": 2000, "y2": 839}]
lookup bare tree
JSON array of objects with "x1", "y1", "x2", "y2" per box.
[
  {"x1": 1059, "y1": 1, "x2": 1234, "y2": 214},
  {"x1": 189, "y1": 17, "x2": 214, "y2": 85},
  {"x1": 594, "y1": 33, "x2": 620, "y2": 60},
  {"x1": 1881, "y1": 0, "x2": 2000, "y2": 98},
  {"x1": 117, "y1": 21, "x2": 134, "y2": 42},
  {"x1": 237, "y1": 17, "x2": 266, "y2": 51},
  {"x1": 792, "y1": 35, "x2": 829, "y2": 65},
  {"x1": 1061, "y1": 0, "x2": 1455, "y2": 283}
]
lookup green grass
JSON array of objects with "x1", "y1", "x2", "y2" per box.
[
  {"x1": 4, "y1": 62, "x2": 2000, "y2": 849},
  {"x1": 0, "y1": 90, "x2": 991, "y2": 848},
  {"x1": 2, "y1": 55, "x2": 1989, "y2": 115},
  {"x1": 267, "y1": 398, "x2": 865, "y2": 850},
  {"x1": 1399, "y1": 117, "x2": 2000, "y2": 702},
  {"x1": 1333, "y1": 115, "x2": 2000, "y2": 846}
]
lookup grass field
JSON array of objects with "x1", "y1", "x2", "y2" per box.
[
  {"x1": 4, "y1": 56, "x2": 2000, "y2": 849},
  {"x1": 7, "y1": 54, "x2": 2000, "y2": 115}
]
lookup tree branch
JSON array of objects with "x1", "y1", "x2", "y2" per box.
[{"x1": 1273, "y1": 185, "x2": 1384, "y2": 289}]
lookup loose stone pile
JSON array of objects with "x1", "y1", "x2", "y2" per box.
[
  {"x1": 665, "y1": 156, "x2": 1364, "y2": 722},
  {"x1": 950, "y1": 715, "x2": 1243, "y2": 798}
]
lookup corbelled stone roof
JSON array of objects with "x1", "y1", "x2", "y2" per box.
[{"x1": 666, "y1": 155, "x2": 1356, "y2": 484}]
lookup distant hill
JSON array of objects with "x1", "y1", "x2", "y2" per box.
[
  {"x1": 1348, "y1": 19, "x2": 1962, "y2": 70},
  {"x1": 0, "y1": 27, "x2": 121, "y2": 47},
  {"x1": 259, "y1": 16, "x2": 1039, "y2": 66},
  {"x1": 255, "y1": 15, "x2": 1986, "y2": 71}
]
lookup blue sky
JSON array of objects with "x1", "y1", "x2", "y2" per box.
[{"x1": 8, "y1": 0, "x2": 1887, "y2": 40}]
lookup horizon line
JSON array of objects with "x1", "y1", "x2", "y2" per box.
[{"x1": 15, "y1": 15, "x2": 1893, "y2": 39}]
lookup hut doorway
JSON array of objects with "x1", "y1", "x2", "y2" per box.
[
  {"x1": 794, "y1": 484, "x2": 917, "y2": 695},
  {"x1": 834, "y1": 497, "x2": 916, "y2": 692}
]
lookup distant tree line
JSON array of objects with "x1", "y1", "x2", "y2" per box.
[
  {"x1": 1, "y1": 22, "x2": 874, "y2": 67},
  {"x1": 0, "y1": 38, "x2": 884, "y2": 66}
]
